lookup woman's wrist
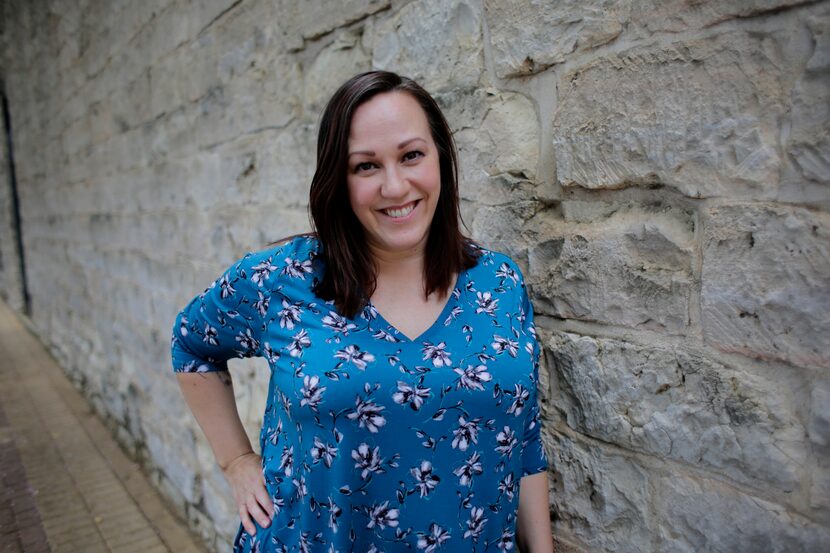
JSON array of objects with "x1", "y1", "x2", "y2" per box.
[{"x1": 220, "y1": 449, "x2": 256, "y2": 472}]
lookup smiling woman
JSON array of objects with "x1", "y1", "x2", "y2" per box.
[
  {"x1": 346, "y1": 93, "x2": 441, "y2": 265},
  {"x1": 171, "y1": 71, "x2": 554, "y2": 553}
]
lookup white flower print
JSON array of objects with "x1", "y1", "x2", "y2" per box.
[
  {"x1": 251, "y1": 258, "x2": 278, "y2": 286},
  {"x1": 495, "y1": 426, "x2": 518, "y2": 458},
  {"x1": 203, "y1": 323, "x2": 218, "y2": 346},
  {"x1": 492, "y1": 335, "x2": 519, "y2": 357},
  {"x1": 463, "y1": 507, "x2": 487, "y2": 543},
  {"x1": 352, "y1": 443, "x2": 384, "y2": 479},
  {"x1": 279, "y1": 445, "x2": 294, "y2": 477},
  {"x1": 235, "y1": 328, "x2": 259, "y2": 355},
  {"x1": 178, "y1": 314, "x2": 189, "y2": 337},
  {"x1": 324, "y1": 497, "x2": 342, "y2": 533},
  {"x1": 322, "y1": 311, "x2": 357, "y2": 337},
  {"x1": 452, "y1": 415, "x2": 481, "y2": 451},
  {"x1": 453, "y1": 365, "x2": 492, "y2": 391},
  {"x1": 288, "y1": 329, "x2": 311, "y2": 358},
  {"x1": 497, "y1": 527, "x2": 515, "y2": 551},
  {"x1": 417, "y1": 523, "x2": 451, "y2": 552},
  {"x1": 366, "y1": 501, "x2": 399, "y2": 529},
  {"x1": 263, "y1": 342, "x2": 280, "y2": 364},
  {"x1": 453, "y1": 451, "x2": 483, "y2": 487},
  {"x1": 311, "y1": 436, "x2": 338, "y2": 468},
  {"x1": 281, "y1": 256, "x2": 313, "y2": 279},
  {"x1": 293, "y1": 475, "x2": 307, "y2": 501},
  {"x1": 507, "y1": 384, "x2": 530, "y2": 416},
  {"x1": 219, "y1": 274, "x2": 236, "y2": 298},
  {"x1": 410, "y1": 460, "x2": 440, "y2": 497},
  {"x1": 272, "y1": 495, "x2": 285, "y2": 516},
  {"x1": 279, "y1": 300, "x2": 303, "y2": 330},
  {"x1": 392, "y1": 381, "x2": 431, "y2": 411},
  {"x1": 498, "y1": 472, "x2": 517, "y2": 501},
  {"x1": 372, "y1": 328, "x2": 400, "y2": 342},
  {"x1": 362, "y1": 303, "x2": 379, "y2": 320},
  {"x1": 443, "y1": 305, "x2": 463, "y2": 326},
  {"x1": 253, "y1": 291, "x2": 270, "y2": 317},
  {"x1": 422, "y1": 341, "x2": 452, "y2": 367},
  {"x1": 298, "y1": 533, "x2": 311, "y2": 553},
  {"x1": 334, "y1": 344, "x2": 376, "y2": 370},
  {"x1": 347, "y1": 397, "x2": 386, "y2": 433},
  {"x1": 496, "y1": 262, "x2": 519, "y2": 284},
  {"x1": 526, "y1": 319, "x2": 537, "y2": 341},
  {"x1": 266, "y1": 419, "x2": 282, "y2": 446},
  {"x1": 300, "y1": 375, "x2": 326, "y2": 410},
  {"x1": 475, "y1": 291, "x2": 499, "y2": 316}
]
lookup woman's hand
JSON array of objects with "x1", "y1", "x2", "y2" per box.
[{"x1": 222, "y1": 451, "x2": 274, "y2": 536}]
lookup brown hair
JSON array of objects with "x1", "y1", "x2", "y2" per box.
[{"x1": 309, "y1": 70, "x2": 479, "y2": 318}]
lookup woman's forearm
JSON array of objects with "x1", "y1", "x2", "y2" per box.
[
  {"x1": 176, "y1": 370, "x2": 254, "y2": 470},
  {"x1": 517, "y1": 471, "x2": 554, "y2": 553}
]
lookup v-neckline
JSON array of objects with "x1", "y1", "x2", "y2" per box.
[{"x1": 368, "y1": 272, "x2": 463, "y2": 343}]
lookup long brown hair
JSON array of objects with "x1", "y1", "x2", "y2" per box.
[{"x1": 309, "y1": 70, "x2": 479, "y2": 318}]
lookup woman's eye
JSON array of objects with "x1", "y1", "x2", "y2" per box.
[
  {"x1": 355, "y1": 162, "x2": 375, "y2": 172},
  {"x1": 403, "y1": 151, "x2": 424, "y2": 162}
]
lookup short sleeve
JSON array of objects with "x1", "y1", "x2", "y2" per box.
[
  {"x1": 171, "y1": 251, "x2": 274, "y2": 373},
  {"x1": 518, "y1": 278, "x2": 549, "y2": 476}
]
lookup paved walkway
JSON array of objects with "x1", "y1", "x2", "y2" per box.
[{"x1": 0, "y1": 301, "x2": 205, "y2": 553}]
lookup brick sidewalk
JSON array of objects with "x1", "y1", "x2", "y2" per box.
[{"x1": 0, "y1": 301, "x2": 206, "y2": 553}]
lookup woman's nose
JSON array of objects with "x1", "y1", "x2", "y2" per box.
[{"x1": 380, "y1": 166, "x2": 408, "y2": 197}]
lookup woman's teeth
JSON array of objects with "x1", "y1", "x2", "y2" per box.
[{"x1": 383, "y1": 202, "x2": 416, "y2": 218}]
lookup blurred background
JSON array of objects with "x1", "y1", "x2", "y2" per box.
[{"x1": 0, "y1": 0, "x2": 828, "y2": 551}]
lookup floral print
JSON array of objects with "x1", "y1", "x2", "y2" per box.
[{"x1": 171, "y1": 235, "x2": 548, "y2": 552}]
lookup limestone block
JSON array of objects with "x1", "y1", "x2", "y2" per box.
[
  {"x1": 549, "y1": 433, "x2": 653, "y2": 553},
  {"x1": 809, "y1": 380, "x2": 830, "y2": 455},
  {"x1": 484, "y1": 0, "x2": 624, "y2": 78},
  {"x1": 633, "y1": 0, "x2": 808, "y2": 34},
  {"x1": 811, "y1": 382, "x2": 830, "y2": 519},
  {"x1": 254, "y1": 123, "x2": 315, "y2": 208},
  {"x1": 655, "y1": 474, "x2": 830, "y2": 553},
  {"x1": 527, "y1": 204, "x2": 694, "y2": 332},
  {"x1": 303, "y1": 29, "x2": 372, "y2": 117},
  {"x1": 471, "y1": 201, "x2": 538, "y2": 254},
  {"x1": 702, "y1": 204, "x2": 830, "y2": 369},
  {"x1": 809, "y1": 380, "x2": 830, "y2": 516},
  {"x1": 372, "y1": 0, "x2": 483, "y2": 91},
  {"x1": 484, "y1": 0, "x2": 806, "y2": 77},
  {"x1": 552, "y1": 32, "x2": 785, "y2": 199},
  {"x1": 786, "y1": 14, "x2": 830, "y2": 187},
  {"x1": 441, "y1": 87, "x2": 539, "y2": 208},
  {"x1": 461, "y1": 88, "x2": 539, "y2": 180},
  {"x1": 198, "y1": 51, "x2": 302, "y2": 149},
  {"x1": 548, "y1": 331, "x2": 806, "y2": 492},
  {"x1": 275, "y1": 0, "x2": 390, "y2": 48},
  {"x1": 127, "y1": 1, "x2": 191, "y2": 67}
]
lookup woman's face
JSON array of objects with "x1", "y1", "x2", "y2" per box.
[{"x1": 346, "y1": 91, "x2": 441, "y2": 259}]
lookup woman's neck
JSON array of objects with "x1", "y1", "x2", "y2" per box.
[{"x1": 368, "y1": 242, "x2": 428, "y2": 296}]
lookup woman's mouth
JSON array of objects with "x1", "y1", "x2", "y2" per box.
[{"x1": 381, "y1": 200, "x2": 419, "y2": 219}]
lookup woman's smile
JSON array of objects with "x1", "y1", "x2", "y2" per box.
[{"x1": 379, "y1": 199, "x2": 420, "y2": 219}]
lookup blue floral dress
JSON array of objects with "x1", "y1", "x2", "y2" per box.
[{"x1": 171, "y1": 235, "x2": 548, "y2": 553}]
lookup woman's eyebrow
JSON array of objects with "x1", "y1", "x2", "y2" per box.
[{"x1": 348, "y1": 137, "x2": 427, "y2": 157}]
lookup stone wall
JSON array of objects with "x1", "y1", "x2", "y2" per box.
[{"x1": 1, "y1": 0, "x2": 828, "y2": 551}]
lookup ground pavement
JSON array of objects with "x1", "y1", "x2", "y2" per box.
[{"x1": 0, "y1": 300, "x2": 205, "y2": 552}]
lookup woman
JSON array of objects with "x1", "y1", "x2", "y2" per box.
[{"x1": 172, "y1": 71, "x2": 553, "y2": 553}]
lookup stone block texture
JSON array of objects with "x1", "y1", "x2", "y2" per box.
[{"x1": 1, "y1": 0, "x2": 828, "y2": 552}]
